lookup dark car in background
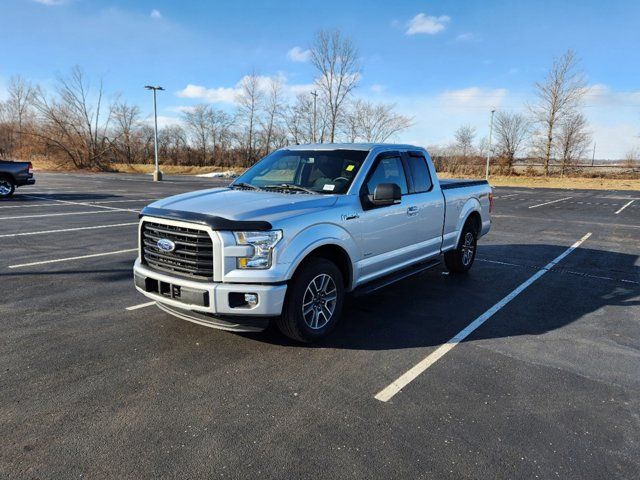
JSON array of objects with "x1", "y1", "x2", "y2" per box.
[{"x1": 0, "y1": 160, "x2": 35, "y2": 198}]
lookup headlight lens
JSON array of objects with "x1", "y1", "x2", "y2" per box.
[{"x1": 234, "y1": 230, "x2": 282, "y2": 269}]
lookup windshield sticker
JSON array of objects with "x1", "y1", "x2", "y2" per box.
[
  {"x1": 346, "y1": 164, "x2": 355, "y2": 172},
  {"x1": 322, "y1": 184, "x2": 336, "y2": 191}
]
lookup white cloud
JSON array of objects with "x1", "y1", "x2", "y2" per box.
[
  {"x1": 439, "y1": 87, "x2": 508, "y2": 108},
  {"x1": 176, "y1": 84, "x2": 239, "y2": 104},
  {"x1": 406, "y1": 13, "x2": 450, "y2": 35},
  {"x1": 455, "y1": 32, "x2": 479, "y2": 42},
  {"x1": 33, "y1": 0, "x2": 67, "y2": 4},
  {"x1": 144, "y1": 115, "x2": 183, "y2": 129},
  {"x1": 287, "y1": 46, "x2": 311, "y2": 62},
  {"x1": 176, "y1": 74, "x2": 316, "y2": 105},
  {"x1": 370, "y1": 84, "x2": 386, "y2": 94},
  {"x1": 150, "y1": 9, "x2": 162, "y2": 19}
]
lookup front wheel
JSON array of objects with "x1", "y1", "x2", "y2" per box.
[
  {"x1": 444, "y1": 223, "x2": 478, "y2": 273},
  {"x1": 0, "y1": 176, "x2": 15, "y2": 199},
  {"x1": 276, "y1": 257, "x2": 345, "y2": 342}
]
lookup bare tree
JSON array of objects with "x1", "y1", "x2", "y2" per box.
[
  {"x1": 530, "y1": 50, "x2": 587, "y2": 175},
  {"x1": 341, "y1": 99, "x2": 412, "y2": 142},
  {"x1": 260, "y1": 78, "x2": 285, "y2": 154},
  {"x1": 32, "y1": 66, "x2": 112, "y2": 169},
  {"x1": 159, "y1": 125, "x2": 187, "y2": 165},
  {"x1": 182, "y1": 104, "x2": 212, "y2": 164},
  {"x1": 556, "y1": 112, "x2": 591, "y2": 175},
  {"x1": 453, "y1": 124, "x2": 476, "y2": 157},
  {"x1": 3, "y1": 76, "x2": 38, "y2": 154},
  {"x1": 493, "y1": 111, "x2": 529, "y2": 170},
  {"x1": 111, "y1": 100, "x2": 141, "y2": 164},
  {"x1": 286, "y1": 93, "x2": 315, "y2": 144},
  {"x1": 310, "y1": 29, "x2": 360, "y2": 142},
  {"x1": 236, "y1": 71, "x2": 264, "y2": 163}
]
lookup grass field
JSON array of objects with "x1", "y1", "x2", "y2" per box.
[{"x1": 30, "y1": 159, "x2": 640, "y2": 191}]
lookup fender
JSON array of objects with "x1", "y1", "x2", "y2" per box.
[
  {"x1": 279, "y1": 223, "x2": 359, "y2": 289},
  {"x1": 454, "y1": 198, "x2": 482, "y2": 246}
]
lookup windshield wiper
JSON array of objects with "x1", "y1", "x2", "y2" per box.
[
  {"x1": 262, "y1": 184, "x2": 318, "y2": 195},
  {"x1": 231, "y1": 182, "x2": 261, "y2": 191}
]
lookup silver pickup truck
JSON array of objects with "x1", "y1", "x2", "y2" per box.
[{"x1": 133, "y1": 144, "x2": 492, "y2": 342}]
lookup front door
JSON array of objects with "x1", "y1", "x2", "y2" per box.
[{"x1": 354, "y1": 152, "x2": 422, "y2": 285}]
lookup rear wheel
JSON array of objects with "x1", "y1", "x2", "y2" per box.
[
  {"x1": 0, "y1": 176, "x2": 15, "y2": 199},
  {"x1": 277, "y1": 257, "x2": 345, "y2": 342},
  {"x1": 444, "y1": 222, "x2": 478, "y2": 273}
]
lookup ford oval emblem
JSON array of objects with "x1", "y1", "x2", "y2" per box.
[{"x1": 156, "y1": 238, "x2": 176, "y2": 252}]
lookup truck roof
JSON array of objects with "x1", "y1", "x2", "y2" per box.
[{"x1": 283, "y1": 143, "x2": 421, "y2": 152}]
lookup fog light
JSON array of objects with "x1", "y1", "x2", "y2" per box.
[{"x1": 244, "y1": 293, "x2": 258, "y2": 306}]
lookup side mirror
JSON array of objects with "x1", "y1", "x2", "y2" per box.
[{"x1": 371, "y1": 183, "x2": 401, "y2": 206}]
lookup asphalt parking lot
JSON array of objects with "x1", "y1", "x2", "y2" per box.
[{"x1": 1, "y1": 172, "x2": 639, "y2": 479}]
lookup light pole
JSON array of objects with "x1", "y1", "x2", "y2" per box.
[
  {"x1": 485, "y1": 109, "x2": 495, "y2": 180},
  {"x1": 310, "y1": 90, "x2": 318, "y2": 143},
  {"x1": 145, "y1": 85, "x2": 164, "y2": 181}
]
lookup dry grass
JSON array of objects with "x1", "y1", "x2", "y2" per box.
[
  {"x1": 438, "y1": 173, "x2": 640, "y2": 191},
  {"x1": 29, "y1": 159, "x2": 640, "y2": 191}
]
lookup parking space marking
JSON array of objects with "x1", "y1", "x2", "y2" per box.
[
  {"x1": 23, "y1": 195, "x2": 138, "y2": 213},
  {"x1": 495, "y1": 193, "x2": 518, "y2": 199},
  {"x1": 374, "y1": 232, "x2": 592, "y2": 403},
  {"x1": 126, "y1": 301, "x2": 156, "y2": 311},
  {"x1": 8, "y1": 248, "x2": 137, "y2": 269},
  {"x1": 528, "y1": 197, "x2": 573, "y2": 209},
  {"x1": 0, "y1": 222, "x2": 138, "y2": 238},
  {"x1": 0, "y1": 210, "x2": 132, "y2": 220},
  {"x1": 0, "y1": 198, "x2": 155, "y2": 209},
  {"x1": 614, "y1": 200, "x2": 635, "y2": 215}
]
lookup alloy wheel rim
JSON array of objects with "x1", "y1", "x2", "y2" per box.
[
  {"x1": 461, "y1": 232, "x2": 475, "y2": 266},
  {"x1": 302, "y1": 273, "x2": 337, "y2": 330},
  {"x1": 0, "y1": 180, "x2": 11, "y2": 196}
]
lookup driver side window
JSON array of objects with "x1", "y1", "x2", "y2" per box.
[{"x1": 366, "y1": 157, "x2": 408, "y2": 195}]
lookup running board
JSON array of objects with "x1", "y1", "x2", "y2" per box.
[{"x1": 352, "y1": 258, "x2": 442, "y2": 297}]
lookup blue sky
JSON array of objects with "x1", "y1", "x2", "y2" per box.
[{"x1": 1, "y1": 0, "x2": 639, "y2": 158}]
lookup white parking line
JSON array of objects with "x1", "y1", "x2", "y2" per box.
[
  {"x1": 0, "y1": 210, "x2": 131, "y2": 220},
  {"x1": 495, "y1": 193, "x2": 518, "y2": 199},
  {"x1": 374, "y1": 232, "x2": 592, "y2": 403},
  {"x1": 126, "y1": 301, "x2": 156, "y2": 311},
  {"x1": 0, "y1": 198, "x2": 155, "y2": 209},
  {"x1": 614, "y1": 200, "x2": 635, "y2": 215},
  {"x1": 8, "y1": 248, "x2": 138, "y2": 269},
  {"x1": 0, "y1": 222, "x2": 138, "y2": 238},
  {"x1": 23, "y1": 195, "x2": 138, "y2": 213},
  {"x1": 528, "y1": 196, "x2": 573, "y2": 209}
]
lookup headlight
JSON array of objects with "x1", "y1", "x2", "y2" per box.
[{"x1": 234, "y1": 230, "x2": 282, "y2": 269}]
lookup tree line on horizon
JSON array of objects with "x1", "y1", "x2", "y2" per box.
[{"x1": 0, "y1": 30, "x2": 636, "y2": 175}]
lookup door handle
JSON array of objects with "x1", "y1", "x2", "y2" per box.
[{"x1": 407, "y1": 206, "x2": 419, "y2": 216}]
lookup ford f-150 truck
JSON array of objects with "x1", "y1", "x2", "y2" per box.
[
  {"x1": 0, "y1": 160, "x2": 35, "y2": 198},
  {"x1": 133, "y1": 144, "x2": 492, "y2": 342}
]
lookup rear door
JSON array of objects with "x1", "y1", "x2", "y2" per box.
[{"x1": 402, "y1": 151, "x2": 446, "y2": 259}]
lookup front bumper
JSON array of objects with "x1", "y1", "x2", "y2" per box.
[{"x1": 133, "y1": 259, "x2": 287, "y2": 332}]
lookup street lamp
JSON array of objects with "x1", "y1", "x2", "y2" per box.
[
  {"x1": 485, "y1": 109, "x2": 495, "y2": 180},
  {"x1": 145, "y1": 85, "x2": 164, "y2": 181}
]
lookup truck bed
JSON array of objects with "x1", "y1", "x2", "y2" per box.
[{"x1": 439, "y1": 179, "x2": 489, "y2": 190}]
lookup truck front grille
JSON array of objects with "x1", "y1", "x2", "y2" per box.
[{"x1": 141, "y1": 221, "x2": 214, "y2": 280}]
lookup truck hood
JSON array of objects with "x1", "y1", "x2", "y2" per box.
[{"x1": 147, "y1": 187, "x2": 338, "y2": 225}]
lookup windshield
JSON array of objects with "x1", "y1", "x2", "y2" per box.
[{"x1": 233, "y1": 149, "x2": 368, "y2": 194}]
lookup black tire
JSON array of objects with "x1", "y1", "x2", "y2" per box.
[
  {"x1": 277, "y1": 257, "x2": 345, "y2": 342},
  {"x1": 444, "y1": 221, "x2": 478, "y2": 274},
  {"x1": 0, "y1": 176, "x2": 15, "y2": 199}
]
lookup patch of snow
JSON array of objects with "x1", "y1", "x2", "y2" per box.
[{"x1": 196, "y1": 170, "x2": 238, "y2": 178}]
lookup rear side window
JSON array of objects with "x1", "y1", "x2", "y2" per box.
[
  {"x1": 407, "y1": 155, "x2": 433, "y2": 193},
  {"x1": 366, "y1": 157, "x2": 408, "y2": 195}
]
